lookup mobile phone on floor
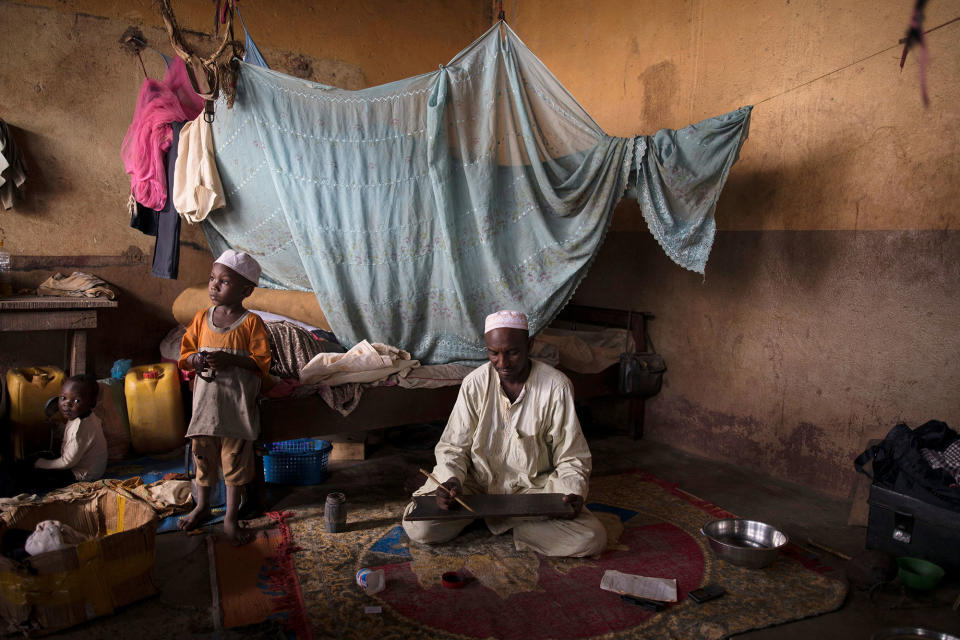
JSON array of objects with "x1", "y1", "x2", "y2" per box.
[{"x1": 688, "y1": 584, "x2": 725, "y2": 603}]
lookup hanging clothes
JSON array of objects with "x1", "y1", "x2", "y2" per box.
[
  {"x1": 121, "y1": 57, "x2": 204, "y2": 210},
  {"x1": 0, "y1": 118, "x2": 27, "y2": 210},
  {"x1": 173, "y1": 115, "x2": 226, "y2": 224},
  {"x1": 128, "y1": 52, "x2": 174, "y2": 238},
  {"x1": 202, "y1": 22, "x2": 751, "y2": 364},
  {"x1": 129, "y1": 121, "x2": 186, "y2": 278},
  {"x1": 151, "y1": 121, "x2": 186, "y2": 279},
  {"x1": 129, "y1": 197, "x2": 159, "y2": 236}
]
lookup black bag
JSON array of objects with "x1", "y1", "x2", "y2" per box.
[
  {"x1": 618, "y1": 313, "x2": 666, "y2": 398},
  {"x1": 855, "y1": 420, "x2": 960, "y2": 512}
]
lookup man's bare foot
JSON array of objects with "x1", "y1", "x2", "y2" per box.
[
  {"x1": 178, "y1": 505, "x2": 212, "y2": 531},
  {"x1": 223, "y1": 517, "x2": 253, "y2": 545}
]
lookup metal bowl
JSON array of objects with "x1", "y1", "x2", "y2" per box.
[{"x1": 700, "y1": 519, "x2": 789, "y2": 569}]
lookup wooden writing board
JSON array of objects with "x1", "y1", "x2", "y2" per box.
[{"x1": 405, "y1": 493, "x2": 573, "y2": 520}]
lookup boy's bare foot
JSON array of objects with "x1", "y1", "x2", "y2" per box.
[
  {"x1": 178, "y1": 505, "x2": 212, "y2": 531},
  {"x1": 223, "y1": 517, "x2": 253, "y2": 545}
]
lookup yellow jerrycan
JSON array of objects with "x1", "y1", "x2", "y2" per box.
[
  {"x1": 125, "y1": 363, "x2": 185, "y2": 454},
  {"x1": 6, "y1": 366, "x2": 65, "y2": 426}
]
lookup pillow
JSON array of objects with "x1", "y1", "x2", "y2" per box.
[{"x1": 172, "y1": 284, "x2": 332, "y2": 331}]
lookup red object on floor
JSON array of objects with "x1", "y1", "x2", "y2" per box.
[
  {"x1": 376, "y1": 522, "x2": 703, "y2": 640},
  {"x1": 266, "y1": 510, "x2": 312, "y2": 640},
  {"x1": 214, "y1": 529, "x2": 285, "y2": 628},
  {"x1": 212, "y1": 511, "x2": 311, "y2": 638}
]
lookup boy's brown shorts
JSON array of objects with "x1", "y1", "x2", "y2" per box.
[{"x1": 190, "y1": 436, "x2": 254, "y2": 487}]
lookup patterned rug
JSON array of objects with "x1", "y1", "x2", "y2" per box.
[{"x1": 288, "y1": 471, "x2": 847, "y2": 640}]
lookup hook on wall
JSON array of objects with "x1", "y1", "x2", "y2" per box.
[{"x1": 119, "y1": 26, "x2": 148, "y2": 55}]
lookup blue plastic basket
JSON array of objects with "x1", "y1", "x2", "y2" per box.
[{"x1": 263, "y1": 438, "x2": 333, "y2": 485}]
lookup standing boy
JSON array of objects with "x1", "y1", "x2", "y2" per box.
[{"x1": 178, "y1": 250, "x2": 271, "y2": 544}]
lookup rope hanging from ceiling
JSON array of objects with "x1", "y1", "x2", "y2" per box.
[{"x1": 156, "y1": 0, "x2": 245, "y2": 120}]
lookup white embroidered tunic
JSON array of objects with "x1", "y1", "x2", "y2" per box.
[{"x1": 418, "y1": 360, "x2": 591, "y2": 508}]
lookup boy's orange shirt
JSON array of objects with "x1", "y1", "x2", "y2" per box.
[
  {"x1": 178, "y1": 307, "x2": 271, "y2": 378},
  {"x1": 179, "y1": 307, "x2": 273, "y2": 440}
]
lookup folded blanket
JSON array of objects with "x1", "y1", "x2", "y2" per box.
[
  {"x1": 299, "y1": 340, "x2": 419, "y2": 386},
  {"x1": 535, "y1": 327, "x2": 632, "y2": 374},
  {"x1": 37, "y1": 271, "x2": 118, "y2": 300},
  {"x1": 396, "y1": 363, "x2": 476, "y2": 389}
]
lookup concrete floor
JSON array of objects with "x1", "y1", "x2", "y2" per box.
[{"x1": 38, "y1": 422, "x2": 960, "y2": 639}]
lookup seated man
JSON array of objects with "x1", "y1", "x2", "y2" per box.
[{"x1": 402, "y1": 310, "x2": 606, "y2": 557}]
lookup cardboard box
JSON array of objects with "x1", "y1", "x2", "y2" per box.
[
  {"x1": 0, "y1": 488, "x2": 159, "y2": 635},
  {"x1": 326, "y1": 433, "x2": 367, "y2": 461},
  {"x1": 329, "y1": 441, "x2": 366, "y2": 461}
]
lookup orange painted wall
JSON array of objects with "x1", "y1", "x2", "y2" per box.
[
  {"x1": 504, "y1": 0, "x2": 960, "y2": 232},
  {"x1": 503, "y1": 0, "x2": 960, "y2": 497}
]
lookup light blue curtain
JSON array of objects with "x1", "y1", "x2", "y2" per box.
[
  {"x1": 203, "y1": 23, "x2": 751, "y2": 363},
  {"x1": 633, "y1": 106, "x2": 752, "y2": 273},
  {"x1": 237, "y1": 6, "x2": 269, "y2": 68}
]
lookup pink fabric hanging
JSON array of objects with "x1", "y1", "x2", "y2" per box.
[{"x1": 121, "y1": 57, "x2": 204, "y2": 210}]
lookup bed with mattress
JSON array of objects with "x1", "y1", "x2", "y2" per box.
[{"x1": 171, "y1": 286, "x2": 651, "y2": 443}]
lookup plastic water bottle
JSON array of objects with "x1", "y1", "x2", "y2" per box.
[
  {"x1": 356, "y1": 568, "x2": 385, "y2": 594},
  {"x1": 0, "y1": 240, "x2": 12, "y2": 297}
]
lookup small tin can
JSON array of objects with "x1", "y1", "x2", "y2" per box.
[
  {"x1": 356, "y1": 568, "x2": 385, "y2": 594},
  {"x1": 325, "y1": 492, "x2": 347, "y2": 533}
]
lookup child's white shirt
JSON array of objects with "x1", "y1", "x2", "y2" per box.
[{"x1": 34, "y1": 414, "x2": 108, "y2": 481}]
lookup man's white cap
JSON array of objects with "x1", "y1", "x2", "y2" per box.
[
  {"x1": 214, "y1": 249, "x2": 261, "y2": 285},
  {"x1": 484, "y1": 310, "x2": 529, "y2": 334}
]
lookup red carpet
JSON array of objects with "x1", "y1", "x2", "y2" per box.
[
  {"x1": 290, "y1": 471, "x2": 847, "y2": 640},
  {"x1": 377, "y1": 521, "x2": 703, "y2": 639}
]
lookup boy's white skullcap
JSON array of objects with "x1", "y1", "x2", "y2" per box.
[{"x1": 214, "y1": 249, "x2": 261, "y2": 284}]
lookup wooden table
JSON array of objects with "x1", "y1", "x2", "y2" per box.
[{"x1": 0, "y1": 296, "x2": 118, "y2": 375}]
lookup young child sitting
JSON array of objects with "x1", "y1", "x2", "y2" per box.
[
  {"x1": 31, "y1": 374, "x2": 108, "y2": 489},
  {"x1": 178, "y1": 249, "x2": 271, "y2": 545}
]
